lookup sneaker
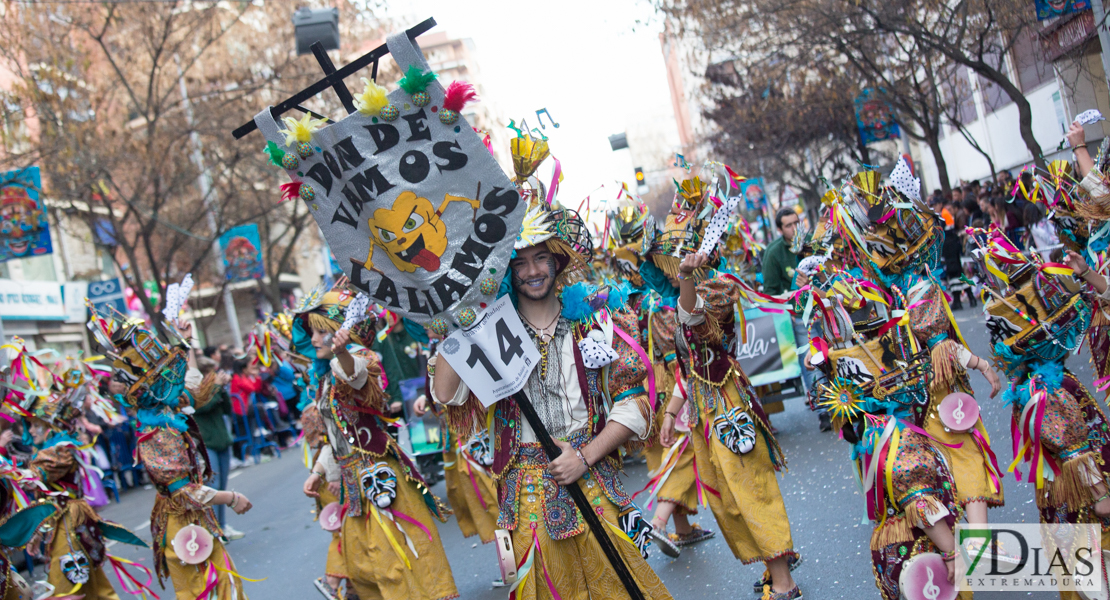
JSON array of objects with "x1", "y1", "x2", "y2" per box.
[
  {"x1": 673, "y1": 524, "x2": 715, "y2": 547},
  {"x1": 223, "y1": 525, "x2": 245, "y2": 540},
  {"x1": 491, "y1": 578, "x2": 509, "y2": 588},
  {"x1": 649, "y1": 528, "x2": 680, "y2": 558},
  {"x1": 760, "y1": 584, "x2": 803, "y2": 600},
  {"x1": 753, "y1": 555, "x2": 803, "y2": 593},
  {"x1": 314, "y1": 577, "x2": 337, "y2": 600}
]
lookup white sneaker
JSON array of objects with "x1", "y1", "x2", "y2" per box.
[{"x1": 223, "y1": 525, "x2": 245, "y2": 540}]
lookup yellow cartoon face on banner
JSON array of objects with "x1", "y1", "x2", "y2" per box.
[{"x1": 364, "y1": 191, "x2": 479, "y2": 273}]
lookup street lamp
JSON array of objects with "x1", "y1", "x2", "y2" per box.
[{"x1": 293, "y1": 7, "x2": 340, "y2": 56}]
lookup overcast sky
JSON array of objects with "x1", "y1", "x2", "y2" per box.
[{"x1": 397, "y1": 0, "x2": 682, "y2": 209}]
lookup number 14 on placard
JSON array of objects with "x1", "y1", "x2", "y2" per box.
[{"x1": 438, "y1": 296, "x2": 541, "y2": 407}]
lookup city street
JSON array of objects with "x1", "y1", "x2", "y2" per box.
[{"x1": 80, "y1": 302, "x2": 1077, "y2": 600}]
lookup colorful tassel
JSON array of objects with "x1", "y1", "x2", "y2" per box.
[{"x1": 355, "y1": 78, "x2": 390, "y2": 116}]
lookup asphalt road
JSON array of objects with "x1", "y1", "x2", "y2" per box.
[{"x1": 77, "y1": 302, "x2": 1082, "y2": 599}]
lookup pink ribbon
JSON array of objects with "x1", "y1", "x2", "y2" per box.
[
  {"x1": 107, "y1": 555, "x2": 160, "y2": 599},
  {"x1": 198, "y1": 562, "x2": 218, "y2": 600},
  {"x1": 388, "y1": 508, "x2": 434, "y2": 542},
  {"x1": 971, "y1": 429, "x2": 1003, "y2": 495},
  {"x1": 460, "y1": 451, "x2": 489, "y2": 511},
  {"x1": 545, "y1": 158, "x2": 562, "y2": 206},
  {"x1": 613, "y1": 326, "x2": 657, "y2": 409}
]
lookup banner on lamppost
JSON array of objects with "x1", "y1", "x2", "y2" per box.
[
  {"x1": 219, "y1": 224, "x2": 265, "y2": 282},
  {"x1": 855, "y1": 89, "x2": 901, "y2": 145},
  {"x1": 0, "y1": 167, "x2": 52, "y2": 263}
]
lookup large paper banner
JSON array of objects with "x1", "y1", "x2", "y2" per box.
[
  {"x1": 219, "y1": 223, "x2": 265, "y2": 282},
  {"x1": 253, "y1": 32, "x2": 523, "y2": 327},
  {"x1": 0, "y1": 167, "x2": 52, "y2": 263},
  {"x1": 735, "y1": 309, "x2": 801, "y2": 387}
]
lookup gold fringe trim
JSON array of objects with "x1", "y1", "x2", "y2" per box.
[
  {"x1": 929, "y1": 338, "x2": 961, "y2": 395},
  {"x1": 1038, "y1": 451, "x2": 1099, "y2": 510},
  {"x1": 871, "y1": 515, "x2": 915, "y2": 551}
]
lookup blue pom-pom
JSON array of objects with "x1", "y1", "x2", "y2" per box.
[{"x1": 560, "y1": 282, "x2": 595, "y2": 322}]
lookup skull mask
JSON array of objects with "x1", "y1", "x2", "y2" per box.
[
  {"x1": 360, "y1": 462, "x2": 398, "y2": 509},
  {"x1": 60, "y1": 551, "x2": 90, "y2": 584},
  {"x1": 465, "y1": 430, "x2": 494, "y2": 467},
  {"x1": 713, "y1": 407, "x2": 756, "y2": 455},
  {"x1": 618, "y1": 508, "x2": 654, "y2": 559}
]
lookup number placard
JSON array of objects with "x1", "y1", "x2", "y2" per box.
[{"x1": 439, "y1": 295, "x2": 540, "y2": 407}]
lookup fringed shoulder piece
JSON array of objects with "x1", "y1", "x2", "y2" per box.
[
  {"x1": 301, "y1": 404, "x2": 327, "y2": 449},
  {"x1": 189, "y1": 372, "x2": 220, "y2": 410},
  {"x1": 30, "y1": 444, "x2": 76, "y2": 485},
  {"x1": 691, "y1": 274, "x2": 742, "y2": 345},
  {"x1": 442, "y1": 391, "x2": 487, "y2": 441},
  {"x1": 332, "y1": 349, "x2": 388, "y2": 412}
]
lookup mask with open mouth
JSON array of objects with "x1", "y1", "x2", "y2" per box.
[
  {"x1": 713, "y1": 407, "x2": 757, "y2": 455},
  {"x1": 60, "y1": 551, "x2": 90, "y2": 584},
  {"x1": 360, "y1": 462, "x2": 398, "y2": 509}
]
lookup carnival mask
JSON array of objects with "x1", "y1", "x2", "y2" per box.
[
  {"x1": 465, "y1": 431, "x2": 494, "y2": 467},
  {"x1": 618, "y1": 508, "x2": 654, "y2": 559},
  {"x1": 713, "y1": 407, "x2": 757, "y2": 455},
  {"x1": 361, "y1": 462, "x2": 398, "y2": 509},
  {"x1": 59, "y1": 551, "x2": 90, "y2": 584}
]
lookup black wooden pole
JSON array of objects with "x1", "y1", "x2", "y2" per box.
[{"x1": 510, "y1": 390, "x2": 645, "y2": 600}]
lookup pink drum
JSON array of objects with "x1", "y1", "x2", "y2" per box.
[
  {"x1": 899, "y1": 553, "x2": 957, "y2": 600},
  {"x1": 939, "y1": 393, "x2": 978, "y2": 432},
  {"x1": 319, "y1": 502, "x2": 343, "y2": 532},
  {"x1": 172, "y1": 524, "x2": 214, "y2": 565}
]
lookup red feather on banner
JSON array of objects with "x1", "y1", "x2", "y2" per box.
[
  {"x1": 442, "y1": 81, "x2": 478, "y2": 113},
  {"x1": 280, "y1": 181, "x2": 302, "y2": 203}
]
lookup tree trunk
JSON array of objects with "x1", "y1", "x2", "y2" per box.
[{"x1": 925, "y1": 134, "x2": 952, "y2": 195}]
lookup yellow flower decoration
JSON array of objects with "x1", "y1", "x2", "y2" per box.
[
  {"x1": 355, "y1": 78, "x2": 390, "y2": 116},
  {"x1": 515, "y1": 205, "x2": 556, "y2": 250},
  {"x1": 280, "y1": 112, "x2": 328, "y2": 147}
]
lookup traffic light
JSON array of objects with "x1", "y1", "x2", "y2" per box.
[{"x1": 635, "y1": 167, "x2": 645, "y2": 185}]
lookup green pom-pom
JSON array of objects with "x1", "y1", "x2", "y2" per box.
[
  {"x1": 264, "y1": 141, "x2": 286, "y2": 168},
  {"x1": 398, "y1": 65, "x2": 438, "y2": 95}
]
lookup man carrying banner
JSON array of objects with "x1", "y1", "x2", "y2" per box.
[{"x1": 430, "y1": 189, "x2": 672, "y2": 600}]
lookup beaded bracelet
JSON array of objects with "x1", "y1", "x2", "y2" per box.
[
  {"x1": 574, "y1": 448, "x2": 590, "y2": 471},
  {"x1": 939, "y1": 548, "x2": 958, "y2": 562}
]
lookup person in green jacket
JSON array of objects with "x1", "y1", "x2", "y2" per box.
[
  {"x1": 760, "y1": 208, "x2": 829, "y2": 432},
  {"x1": 194, "y1": 357, "x2": 245, "y2": 540}
]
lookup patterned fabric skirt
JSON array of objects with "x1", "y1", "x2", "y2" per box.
[
  {"x1": 444, "y1": 448, "x2": 499, "y2": 543},
  {"x1": 504, "y1": 439, "x2": 672, "y2": 600},
  {"x1": 316, "y1": 486, "x2": 347, "y2": 580},
  {"x1": 340, "y1": 455, "x2": 458, "y2": 600},
  {"x1": 688, "y1": 381, "x2": 796, "y2": 564}
]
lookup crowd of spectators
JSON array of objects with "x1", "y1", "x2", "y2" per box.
[{"x1": 927, "y1": 169, "x2": 1060, "y2": 309}]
